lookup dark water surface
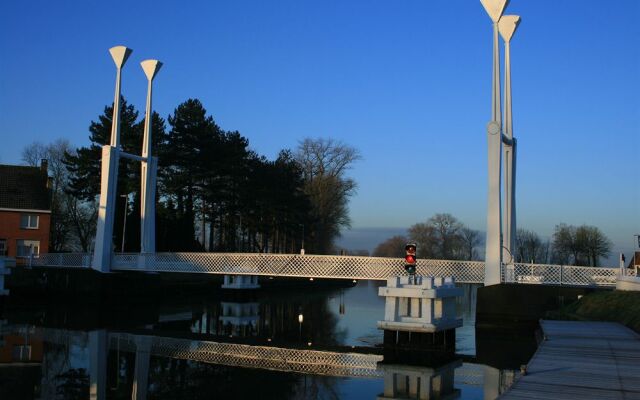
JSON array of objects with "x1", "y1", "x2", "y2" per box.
[{"x1": 0, "y1": 280, "x2": 535, "y2": 399}]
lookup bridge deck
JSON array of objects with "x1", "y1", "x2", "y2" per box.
[
  {"x1": 500, "y1": 320, "x2": 640, "y2": 399},
  {"x1": 31, "y1": 252, "x2": 628, "y2": 287}
]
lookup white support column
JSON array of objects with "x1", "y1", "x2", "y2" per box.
[
  {"x1": 483, "y1": 365, "x2": 501, "y2": 400},
  {"x1": 132, "y1": 336, "x2": 151, "y2": 400},
  {"x1": 108, "y1": 46, "x2": 132, "y2": 148},
  {"x1": 93, "y1": 46, "x2": 131, "y2": 272},
  {"x1": 480, "y1": 0, "x2": 509, "y2": 286},
  {"x1": 140, "y1": 156, "x2": 157, "y2": 255},
  {"x1": 93, "y1": 146, "x2": 120, "y2": 272},
  {"x1": 499, "y1": 15, "x2": 521, "y2": 264},
  {"x1": 485, "y1": 121, "x2": 503, "y2": 286},
  {"x1": 89, "y1": 330, "x2": 107, "y2": 400},
  {"x1": 140, "y1": 60, "x2": 162, "y2": 254}
]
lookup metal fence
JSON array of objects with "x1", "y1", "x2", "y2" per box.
[{"x1": 32, "y1": 252, "x2": 629, "y2": 287}]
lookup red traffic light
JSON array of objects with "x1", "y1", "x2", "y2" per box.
[{"x1": 405, "y1": 243, "x2": 417, "y2": 266}]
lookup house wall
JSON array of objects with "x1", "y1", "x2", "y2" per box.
[{"x1": 0, "y1": 210, "x2": 50, "y2": 259}]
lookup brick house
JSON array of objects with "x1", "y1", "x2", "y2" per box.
[{"x1": 0, "y1": 160, "x2": 51, "y2": 263}]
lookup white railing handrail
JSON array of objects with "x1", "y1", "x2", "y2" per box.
[{"x1": 32, "y1": 252, "x2": 625, "y2": 287}]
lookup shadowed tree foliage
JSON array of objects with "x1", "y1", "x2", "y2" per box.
[
  {"x1": 61, "y1": 98, "x2": 338, "y2": 253},
  {"x1": 295, "y1": 138, "x2": 361, "y2": 254}
]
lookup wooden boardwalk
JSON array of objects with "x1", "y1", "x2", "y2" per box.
[{"x1": 500, "y1": 320, "x2": 640, "y2": 399}]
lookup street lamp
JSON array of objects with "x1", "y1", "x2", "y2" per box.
[
  {"x1": 120, "y1": 194, "x2": 129, "y2": 253},
  {"x1": 298, "y1": 312, "x2": 304, "y2": 338}
]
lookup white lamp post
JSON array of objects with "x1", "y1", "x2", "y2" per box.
[
  {"x1": 480, "y1": 0, "x2": 509, "y2": 286},
  {"x1": 140, "y1": 59, "x2": 162, "y2": 254},
  {"x1": 499, "y1": 15, "x2": 521, "y2": 263}
]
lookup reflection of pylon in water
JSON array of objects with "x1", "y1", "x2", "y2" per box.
[{"x1": 339, "y1": 291, "x2": 345, "y2": 315}]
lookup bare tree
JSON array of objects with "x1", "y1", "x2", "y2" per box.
[
  {"x1": 295, "y1": 138, "x2": 361, "y2": 254},
  {"x1": 408, "y1": 222, "x2": 439, "y2": 258},
  {"x1": 373, "y1": 235, "x2": 408, "y2": 258},
  {"x1": 408, "y1": 213, "x2": 471, "y2": 260},
  {"x1": 576, "y1": 225, "x2": 612, "y2": 266},
  {"x1": 21, "y1": 141, "x2": 49, "y2": 166},
  {"x1": 551, "y1": 223, "x2": 612, "y2": 266},
  {"x1": 21, "y1": 139, "x2": 95, "y2": 252},
  {"x1": 460, "y1": 226, "x2": 482, "y2": 261},
  {"x1": 515, "y1": 228, "x2": 548, "y2": 263}
]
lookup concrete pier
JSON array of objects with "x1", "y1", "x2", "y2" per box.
[{"x1": 377, "y1": 276, "x2": 462, "y2": 350}]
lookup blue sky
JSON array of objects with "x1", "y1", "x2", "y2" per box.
[{"x1": 1, "y1": 0, "x2": 638, "y2": 263}]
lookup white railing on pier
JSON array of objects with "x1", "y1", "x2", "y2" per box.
[
  {"x1": 503, "y1": 262, "x2": 630, "y2": 287},
  {"x1": 32, "y1": 252, "x2": 629, "y2": 287}
]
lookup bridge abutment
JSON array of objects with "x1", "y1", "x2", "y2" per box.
[{"x1": 377, "y1": 276, "x2": 462, "y2": 351}]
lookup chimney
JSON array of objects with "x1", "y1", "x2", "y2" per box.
[{"x1": 40, "y1": 159, "x2": 48, "y2": 173}]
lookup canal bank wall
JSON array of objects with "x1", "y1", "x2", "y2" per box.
[
  {"x1": 4, "y1": 266, "x2": 356, "y2": 303},
  {"x1": 475, "y1": 283, "x2": 602, "y2": 329}
]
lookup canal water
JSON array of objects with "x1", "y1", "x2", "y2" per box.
[{"x1": 0, "y1": 280, "x2": 536, "y2": 399}]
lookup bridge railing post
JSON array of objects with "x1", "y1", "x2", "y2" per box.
[{"x1": 560, "y1": 265, "x2": 563, "y2": 286}]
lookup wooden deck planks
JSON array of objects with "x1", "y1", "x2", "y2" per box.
[{"x1": 499, "y1": 320, "x2": 640, "y2": 400}]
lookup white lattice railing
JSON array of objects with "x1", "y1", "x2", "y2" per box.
[
  {"x1": 32, "y1": 252, "x2": 629, "y2": 287},
  {"x1": 110, "y1": 253, "x2": 486, "y2": 283},
  {"x1": 32, "y1": 253, "x2": 92, "y2": 268},
  {"x1": 503, "y1": 263, "x2": 625, "y2": 287}
]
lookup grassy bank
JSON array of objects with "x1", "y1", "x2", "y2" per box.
[{"x1": 547, "y1": 290, "x2": 640, "y2": 333}]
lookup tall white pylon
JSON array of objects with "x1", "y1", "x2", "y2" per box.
[
  {"x1": 108, "y1": 46, "x2": 133, "y2": 148},
  {"x1": 480, "y1": 0, "x2": 509, "y2": 286},
  {"x1": 140, "y1": 60, "x2": 162, "y2": 254},
  {"x1": 499, "y1": 15, "x2": 520, "y2": 264},
  {"x1": 93, "y1": 46, "x2": 133, "y2": 272}
]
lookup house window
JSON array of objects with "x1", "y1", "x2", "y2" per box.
[
  {"x1": 12, "y1": 345, "x2": 32, "y2": 361},
  {"x1": 0, "y1": 239, "x2": 6, "y2": 256},
  {"x1": 20, "y1": 214, "x2": 39, "y2": 229},
  {"x1": 16, "y1": 240, "x2": 40, "y2": 258}
]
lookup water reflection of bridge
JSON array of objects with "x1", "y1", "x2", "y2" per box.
[
  {"x1": 34, "y1": 252, "x2": 628, "y2": 287},
  {"x1": 5, "y1": 325, "x2": 515, "y2": 399}
]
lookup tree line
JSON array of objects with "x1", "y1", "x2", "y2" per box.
[
  {"x1": 373, "y1": 213, "x2": 613, "y2": 266},
  {"x1": 24, "y1": 98, "x2": 360, "y2": 255}
]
